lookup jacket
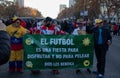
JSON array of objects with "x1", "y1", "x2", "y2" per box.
[
  {"x1": 91, "y1": 27, "x2": 112, "y2": 51},
  {"x1": 0, "y1": 31, "x2": 10, "y2": 65}
]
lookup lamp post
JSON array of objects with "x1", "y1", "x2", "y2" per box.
[
  {"x1": 83, "y1": 0, "x2": 86, "y2": 19},
  {"x1": 114, "y1": 0, "x2": 120, "y2": 23}
]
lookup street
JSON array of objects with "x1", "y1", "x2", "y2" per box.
[{"x1": 0, "y1": 36, "x2": 120, "y2": 78}]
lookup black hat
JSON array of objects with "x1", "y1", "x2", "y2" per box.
[{"x1": 45, "y1": 17, "x2": 52, "y2": 22}]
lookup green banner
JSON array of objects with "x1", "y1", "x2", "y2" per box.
[{"x1": 23, "y1": 34, "x2": 94, "y2": 70}]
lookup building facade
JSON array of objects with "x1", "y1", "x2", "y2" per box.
[
  {"x1": 69, "y1": 0, "x2": 76, "y2": 7},
  {"x1": 14, "y1": 0, "x2": 24, "y2": 8},
  {"x1": 60, "y1": 4, "x2": 67, "y2": 12}
]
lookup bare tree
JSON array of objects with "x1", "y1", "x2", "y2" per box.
[{"x1": 0, "y1": 0, "x2": 43, "y2": 19}]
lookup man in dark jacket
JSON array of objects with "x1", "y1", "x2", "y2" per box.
[
  {"x1": 91, "y1": 19, "x2": 112, "y2": 78},
  {"x1": 0, "y1": 20, "x2": 10, "y2": 65}
]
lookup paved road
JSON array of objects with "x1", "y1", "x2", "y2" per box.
[
  {"x1": 105, "y1": 36, "x2": 120, "y2": 78},
  {"x1": 0, "y1": 36, "x2": 120, "y2": 78}
]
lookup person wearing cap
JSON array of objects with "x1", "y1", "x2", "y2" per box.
[
  {"x1": 35, "y1": 17, "x2": 67, "y2": 74},
  {"x1": 91, "y1": 19, "x2": 112, "y2": 78},
  {"x1": 12, "y1": 16, "x2": 27, "y2": 28},
  {"x1": 0, "y1": 20, "x2": 10, "y2": 65},
  {"x1": 6, "y1": 17, "x2": 29, "y2": 73}
]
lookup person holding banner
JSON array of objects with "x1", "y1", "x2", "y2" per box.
[
  {"x1": 29, "y1": 17, "x2": 67, "y2": 74},
  {"x1": 91, "y1": 19, "x2": 112, "y2": 78},
  {"x1": 6, "y1": 17, "x2": 29, "y2": 73},
  {"x1": 43, "y1": 17, "x2": 67, "y2": 74},
  {"x1": 29, "y1": 19, "x2": 41, "y2": 74},
  {"x1": 72, "y1": 19, "x2": 91, "y2": 74}
]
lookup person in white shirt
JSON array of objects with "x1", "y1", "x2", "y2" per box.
[
  {"x1": 72, "y1": 21, "x2": 86, "y2": 35},
  {"x1": 72, "y1": 20, "x2": 91, "y2": 74}
]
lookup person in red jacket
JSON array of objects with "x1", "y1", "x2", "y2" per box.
[
  {"x1": 30, "y1": 17, "x2": 67, "y2": 74},
  {"x1": 113, "y1": 22, "x2": 119, "y2": 36},
  {"x1": 40, "y1": 17, "x2": 66, "y2": 35},
  {"x1": 42, "y1": 17, "x2": 67, "y2": 74},
  {"x1": 20, "y1": 20, "x2": 26, "y2": 28}
]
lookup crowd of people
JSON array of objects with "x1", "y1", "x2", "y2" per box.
[{"x1": 1, "y1": 16, "x2": 120, "y2": 78}]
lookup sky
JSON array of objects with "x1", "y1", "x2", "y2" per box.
[{"x1": 24, "y1": 0, "x2": 69, "y2": 18}]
